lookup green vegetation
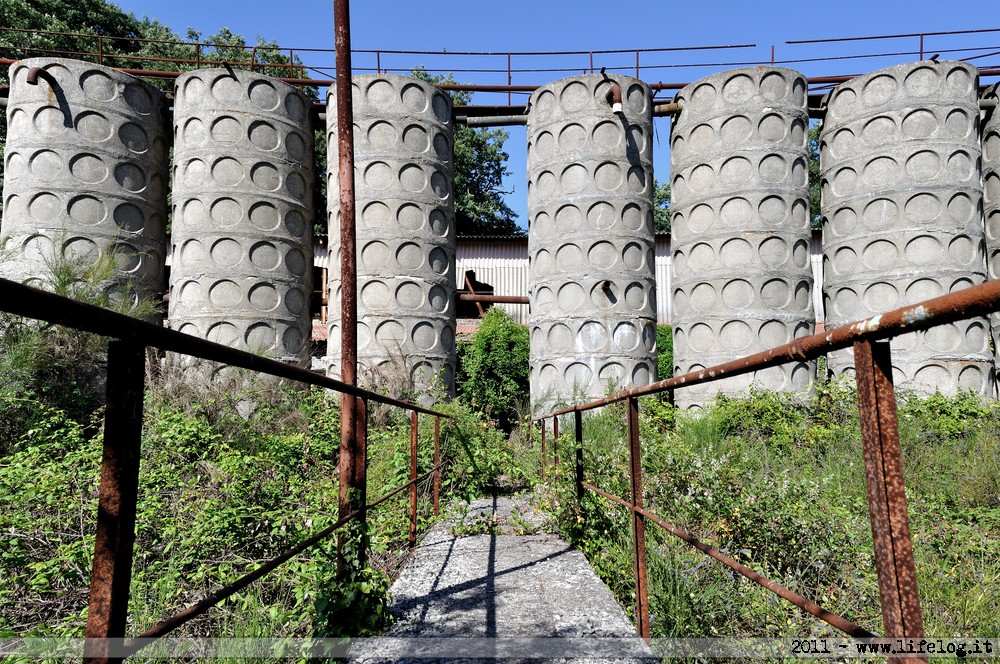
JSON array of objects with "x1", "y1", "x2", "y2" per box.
[
  {"x1": 544, "y1": 381, "x2": 1000, "y2": 639},
  {"x1": 655, "y1": 325, "x2": 673, "y2": 381},
  {"x1": 456, "y1": 308, "x2": 530, "y2": 432}
]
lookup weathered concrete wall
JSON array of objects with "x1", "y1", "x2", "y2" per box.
[
  {"x1": 327, "y1": 75, "x2": 456, "y2": 397},
  {"x1": 670, "y1": 66, "x2": 814, "y2": 408},
  {"x1": 169, "y1": 69, "x2": 313, "y2": 362},
  {"x1": 526, "y1": 74, "x2": 657, "y2": 412},
  {"x1": 821, "y1": 60, "x2": 994, "y2": 396},
  {"x1": 1, "y1": 58, "x2": 168, "y2": 315},
  {"x1": 983, "y1": 83, "x2": 1000, "y2": 369}
]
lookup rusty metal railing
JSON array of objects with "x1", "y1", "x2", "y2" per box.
[
  {"x1": 535, "y1": 277, "x2": 1000, "y2": 649},
  {"x1": 0, "y1": 277, "x2": 450, "y2": 663}
]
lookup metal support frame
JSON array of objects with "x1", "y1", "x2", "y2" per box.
[
  {"x1": 433, "y1": 416, "x2": 441, "y2": 517},
  {"x1": 84, "y1": 341, "x2": 147, "y2": 664},
  {"x1": 574, "y1": 410, "x2": 584, "y2": 500},
  {"x1": 854, "y1": 339, "x2": 925, "y2": 641},
  {"x1": 409, "y1": 411, "x2": 419, "y2": 550},
  {"x1": 552, "y1": 415, "x2": 560, "y2": 466},
  {"x1": 626, "y1": 397, "x2": 650, "y2": 641},
  {"x1": 540, "y1": 419, "x2": 547, "y2": 480}
]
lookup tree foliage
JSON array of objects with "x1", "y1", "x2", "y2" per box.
[
  {"x1": 653, "y1": 178, "x2": 671, "y2": 234},
  {"x1": 458, "y1": 308, "x2": 529, "y2": 432},
  {"x1": 808, "y1": 122, "x2": 822, "y2": 228},
  {"x1": 412, "y1": 69, "x2": 522, "y2": 237}
]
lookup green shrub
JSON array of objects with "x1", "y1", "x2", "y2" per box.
[
  {"x1": 656, "y1": 325, "x2": 673, "y2": 380},
  {"x1": 458, "y1": 308, "x2": 529, "y2": 432}
]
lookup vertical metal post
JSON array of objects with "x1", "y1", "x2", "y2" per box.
[
  {"x1": 409, "y1": 410, "x2": 419, "y2": 551},
  {"x1": 589, "y1": 51, "x2": 593, "y2": 74},
  {"x1": 540, "y1": 420, "x2": 547, "y2": 481},
  {"x1": 376, "y1": 50, "x2": 381, "y2": 74},
  {"x1": 334, "y1": 0, "x2": 367, "y2": 567},
  {"x1": 98, "y1": 36, "x2": 104, "y2": 65},
  {"x1": 507, "y1": 53, "x2": 512, "y2": 105},
  {"x1": 84, "y1": 341, "x2": 146, "y2": 664},
  {"x1": 635, "y1": 50, "x2": 640, "y2": 78},
  {"x1": 433, "y1": 416, "x2": 441, "y2": 517},
  {"x1": 919, "y1": 34, "x2": 924, "y2": 61},
  {"x1": 574, "y1": 410, "x2": 584, "y2": 501},
  {"x1": 854, "y1": 339, "x2": 925, "y2": 641},
  {"x1": 771, "y1": 44, "x2": 775, "y2": 64},
  {"x1": 627, "y1": 396, "x2": 650, "y2": 641},
  {"x1": 552, "y1": 415, "x2": 559, "y2": 467}
]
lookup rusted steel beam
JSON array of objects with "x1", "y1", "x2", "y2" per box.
[
  {"x1": 0, "y1": 278, "x2": 450, "y2": 418},
  {"x1": 627, "y1": 397, "x2": 650, "y2": 641},
  {"x1": 334, "y1": 0, "x2": 365, "y2": 558},
  {"x1": 542, "y1": 276, "x2": 1000, "y2": 417},
  {"x1": 433, "y1": 417, "x2": 441, "y2": 517},
  {"x1": 128, "y1": 510, "x2": 358, "y2": 647},
  {"x1": 582, "y1": 481, "x2": 876, "y2": 638},
  {"x1": 540, "y1": 420, "x2": 547, "y2": 481},
  {"x1": 458, "y1": 293, "x2": 529, "y2": 304},
  {"x1": 84, "y1": 341, "x2": 146, "y2": 664},
  {"x1": 574, "y1": 410, "x2": 584, "y2": 501},
  {"x1": 409, "y1": 410, "x2": 419, "y2": 551},
  {"x1": 854, "y1": 339, "x2": 925, "y2": 642},
  {"x1": 552, "y1": 415, "x2": 559, "y2": 466},
  {"x1": 127, "y1": 460, "x2": 447, "y2": 654},
  {"x1": 464, "y1": 272, "x2": 485, "y2": 317}
]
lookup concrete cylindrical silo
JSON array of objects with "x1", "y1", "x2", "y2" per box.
[
  {"x1": 1, "y1": 58, "x2": 169, "y2": 313},
  {"x1": 821, "y1": 60, "x2": 993, "y2": 396},
  {"x1": 982, "y1": 83, "x2": 1000, "y2": 367},
  {"x1": 327, "y1": 75, "x2": 456, "y2": 397},
  {"x1": 670, "y1": 67, "x2": 814, "y2": 409},
  {"x1": 169, "y1": 69, "x2": 314, "y2": 362},
  {"x1": 527, "y1": 74, "x2": 657, "y2": 412}
]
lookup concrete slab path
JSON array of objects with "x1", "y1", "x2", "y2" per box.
[{"x1": 349, "y1": 495, "x2": 657, "y2": 663}]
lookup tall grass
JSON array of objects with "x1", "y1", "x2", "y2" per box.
[{"x1": 546, "y1": 382, "x2": 1000, "y2": 638}]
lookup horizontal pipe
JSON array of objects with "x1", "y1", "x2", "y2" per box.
[
  {"x1": 544, "y1": 277, "x2": 1000, "y2": 418},
  {"x1": 456, "y1": 115, "x2": 527, "y2": 126},
  {"x1": 0, "y1": 278, "x2": 449, "y2": 419},
  {"x1": 459, "y1": 293, "x2": 529, "y2": 304},
  {"x1": 652, "y1": 101, "x2": 683, "y2": 116},
  {"x1": 582, "y1": 482, "x2": 875, "y2": 638}
]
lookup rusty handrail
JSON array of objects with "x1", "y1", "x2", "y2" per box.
[
  {"x1": 546, "y1": 277, "x2": 1000, "y2": 417},
  {"x1": 0, "y1": 277, "x2": 449, "y2": 419},
  {"x1": 537, "y1": 279, "x2": 1000, "y2": 651},
  {"x1": 581, "y1": 481, "x2": 875, "y2": 637}
]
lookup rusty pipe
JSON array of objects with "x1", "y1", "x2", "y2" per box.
[
  {"x1": 652, "y1": 101, "x2": 683, "y2": 116},
  {"x1": 459, "y1": 293, "x2": 529, "y2": 304},
  {"x1": 26, "y1": 66, "x2": 56, "y2": 86},
  {"x1": 605, "y1": 81, "x2": 623, "y2": 114},
  {"x1": 582, "y1": 481, "x2": 876, "y2": 638}
]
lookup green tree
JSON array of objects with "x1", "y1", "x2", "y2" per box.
[
  {"x1": 808, "y1": 122, "x2": 822, "y2": 228},
  {"x1": 653, "y1": 178, "x2": 671, "y2": 234},
  {"x1": 412, "y1": 69, "x2": 522, "y2": 237},
  {"x1": 458, "y1": 308, "x2": 529, "y2": 432}
]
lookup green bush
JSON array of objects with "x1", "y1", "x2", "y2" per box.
[
  {"x1": 458, "y1": 308, "x2": 529, "y2": 432},
  {"x1": 656, "y1": 325, "x2": 673, "y2": 381}
]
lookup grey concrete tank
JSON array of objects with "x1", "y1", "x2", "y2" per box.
[
  {"x1": 821, "y1": 60, "x2": 993, "y2": 396},
  {"x1": 670, "y1": 67, "x2": 814, "y2": 409},
  {"x1": 527, "y1": 74, "x2": 657, "y2": 412},
  {"x1": 0, "y1": 58, "x2": 168, "y2": 312},
  {"x1": 983, "y1": 83, "x2": 1000, "y2": 367},
  {"x1": 327, "y1": 75, "x2": 456, "y2": 396},
  {"x1": 169, "y1": 69, "x2": 314, "y2": 362}
]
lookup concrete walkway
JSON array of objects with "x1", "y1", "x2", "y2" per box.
[{"x1": 350, "y1": 496, "x2": 656, "y2": 663}]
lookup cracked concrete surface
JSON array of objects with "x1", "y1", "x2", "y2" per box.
[{"x1": 350, "y1": 495, "x2": 656, "y2": 663}]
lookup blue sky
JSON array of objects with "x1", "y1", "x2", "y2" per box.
[{"x1": 110, "y1": 0, "x2": 999, "y2": 228}]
